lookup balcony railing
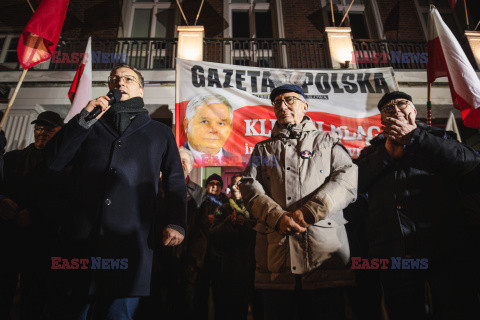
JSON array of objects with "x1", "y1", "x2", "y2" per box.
[
  {"x1": 40, "y1": 38, "x2": 461, "y2": 72},
  {"x1": 352, "y1": 39, "x2": 428, "y2": 70},
  {"x1": 49, "y1": 38, "x2": 330, "y2": 71}
]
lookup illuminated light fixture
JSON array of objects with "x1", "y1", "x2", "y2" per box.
[
  {"x1": 465, "y1": 31, "x2": 480, "y2": 70},
  {"x1": 325, "y1": 27, "x2": 356, "y2": 69},
  {"x1": 341, "y1": 60, "x2": 350, "y2": 69},
  {"x1": 177, "y1": 26, "x2": 204, "y2": 61}
]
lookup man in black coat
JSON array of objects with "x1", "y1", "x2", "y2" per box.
[
  {"x1": 356, "y1": 91, "x2": 480, "y2": 320},
  {"x1": 45, "y1": 64, "x2": 187, "y2": 319},
  {"x1": 0, "y1": 111, "x2": 64, "y2": 319}
]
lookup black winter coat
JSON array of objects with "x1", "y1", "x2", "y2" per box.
[
  {"x1": 356, "y1": 122, "x2": 480, "y2": 263},
  {"x1": 45, "y1": 112, "x2": 187, "y2": 296}
]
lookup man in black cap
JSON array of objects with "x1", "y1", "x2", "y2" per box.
[
  {"x1": 240, "y1": 84, "x2": 357, "y2": 319},
  {"x1": 356, "y1": 91, "x2": 480, "y2": 319},
  {"x1": 0, "y1": 111, "x2": 65, "y2": 319}
]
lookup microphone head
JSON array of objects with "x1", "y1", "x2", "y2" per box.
[{"x1": 107, "y1": 88, "x2": 122, "y2": 104}]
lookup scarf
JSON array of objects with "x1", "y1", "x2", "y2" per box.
[
  {"x1": 105, "y1": 97, "x2": 147, "y2": 134},
  {"x1": 206, "y1": 194, "x2": 225, "y2": 206},
  {"x1": 229, "y1": 198, "x2": 250, "y2": 219}
]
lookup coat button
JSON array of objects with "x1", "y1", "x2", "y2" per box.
[
  {"x1": 105, "y1": 198, "x2": 112, "y2": 206},
  {"x1": 117, "y1": 140, "x2": 122, "y2": 147},
  {"x1": 287, "y1": 196, "x2": 292, "y2": 200},
  {"x1": 320, "y1": 170, "x2": 324, "y2": 173},
  {"x1": 397, "y1": 205, "x2": 402, "y2": 210},
  {"x1": 109, "y1": 168, "x2": 116, "y2": 174},
  {"x1": 287, "y1": 167, "x2": 291, "y2": 170}
]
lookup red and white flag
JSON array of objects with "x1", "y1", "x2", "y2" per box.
[
  {"x1": 427, "y1": 5, "x2": 480, "y2": 128},
  {"x1": 17, "y1": 0, "x2": 69, "y2": 69},
  {"x1": 65, "y1": 37, "x2": 92, "y2": 123},
  {"x1": 451, "y1": 1, "x2": 457, "y2": 9}
]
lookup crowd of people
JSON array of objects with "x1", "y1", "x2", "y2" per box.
[{"x1": 0, "y1": 64, "x2": 479, "y2": 320}]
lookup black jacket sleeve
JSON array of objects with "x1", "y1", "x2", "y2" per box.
[
  {"x1": 160, "y1": 129, "x2": 187, "y2": 232},
  {"x1": 406, "y1": 126, "x2": 480, "y2": 176}
]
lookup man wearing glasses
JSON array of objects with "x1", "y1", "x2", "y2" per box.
[
  {"x1": 240, "y1": 84, "x2": 357, "y2": 319},
  {"x1": 356, "y1": 91, "x2": 480, "y2": 319},
  {"x1": 45, "y1": 64, "x2": 187, "y2": 319}
]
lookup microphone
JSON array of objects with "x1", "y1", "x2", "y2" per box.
[{"x1": 85, "y1": 89, "x2": 122, "y2": 121}]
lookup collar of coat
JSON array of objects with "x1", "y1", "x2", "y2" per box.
[
  {"x1": 369, "y1": 121, "x2": 454, "y2": 147},
  {"x1": 271, "y1": 116, "x2": 317, "y2": 139}
]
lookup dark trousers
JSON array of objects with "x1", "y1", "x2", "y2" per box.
[
  {"x1": 49, "y1": 296, "x2": 140, "y2": 320},
  {"x1": 262, "y1": 287, "x2": 346, "y2": 320}
]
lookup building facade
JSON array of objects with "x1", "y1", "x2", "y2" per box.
[{"x1": 0, "y1": 0, "x2": 479, "y2": 182}]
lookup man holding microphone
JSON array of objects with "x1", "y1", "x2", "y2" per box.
[{"x1": 46, "y1": 64, "x2": 186, "y2": 319}]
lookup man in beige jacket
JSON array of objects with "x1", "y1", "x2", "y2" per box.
[{"x1": 239, "y1": 84, "x2": 357, "y2": 319}]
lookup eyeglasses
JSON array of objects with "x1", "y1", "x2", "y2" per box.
[
  {"x1": 108, "y1": 75, "x2": 141, "y2": 86},
  {"x1": 207, "y1": 181, "x2": 222, "y2": 187},
  {"x1": 272, "y1": 96, "x2": 305, "y2": 109},
  {"x1": 34, "y1": 125, "x2": 57, "y2": 134},
  {"x1": 381, "y1": 100, "x2": 411, "y2": 114}
]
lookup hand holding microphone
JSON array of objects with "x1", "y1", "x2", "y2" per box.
[{"x1": 85, "y1": 89, "x2": 122, "y2": 121}]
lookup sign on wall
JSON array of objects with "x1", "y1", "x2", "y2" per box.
[{"x1": 175, "y1": 58, "x2": 399, "y2": 167}]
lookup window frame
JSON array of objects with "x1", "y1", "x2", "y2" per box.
[
  {"x1": 320, "y1": 0, "x2": 383, "y2": 39},
  {"x1": 413, "y1": 0, "x2": 461, "y2": 40},
  {"x1": 122, "y1": 0, "x2": 178, "y2": 38}
]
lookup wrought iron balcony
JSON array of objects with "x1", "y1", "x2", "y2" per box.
[
  {"x1": 48, "y1": 37, "x2": 329, "y2": 71},
  {"x1": 352, "y1": 39, "x2": 428, "y2": 70},
  {"x1": 10, "y1": 37, "x2": 449, "y2": 72}
]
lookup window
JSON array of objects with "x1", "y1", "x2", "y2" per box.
[
  {"x1": 120, "y1": 0, "x2": 177, "y2": 69},
  {"x1": 0, "y1": 35, "x2": 19, "y2": 64},
  {"x1": 414, "y1": 0, "x2": 461, "y2": 40},
  {"x1": 226, "y1": 0, "x2": 281, "y2": 67},
  {"x1": 323, "y1": 0, "x2": 374, "y2": 39},
  {"x1": 229, "y1": 0, "x2": 274, "y2": 39},
  {"x1": 128, "y1": 0, "x2": 176, "y2": 38}
]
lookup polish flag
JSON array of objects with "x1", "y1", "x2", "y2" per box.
[
  {"x1": 427, "y1": 5, "x2": 480, "y2": 128},
  {"x1": 17, "y1": 0, "x2": 69, "y2": 69},
  {"x1": 451, "y1": 1, "x2": 457, "y2": 9},
  {"x1": 65, "y1": 37, "x2": 92, "y2": 123}
]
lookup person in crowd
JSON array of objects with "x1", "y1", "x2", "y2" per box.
[
  {"x1": 148, "y1": 147, "x2": 206, "y2": 319},
  {"x1": 0, "y1": 111, "x2": 65, "y2": 319},
  {"x1": 209, "y1": 174, "x2": 256, "y2": 320},
  {"x1": 183, "y1": 95, "x2": 236, "y2": 165},
  {"x1": 239, "y1": 84, "x2": 357, "y2": 320},
  {"x1": 356, "y1": 91, "x2": 480, "y2": 320},
  {"x1": 185, "y1": 173, "x2": 228, "y2": 320},
  {"x1": 0, "y1": 110, "x2": 7, "y2": 182},
  {"x1": 44, "y1": 64, "x2": 187, "y2": 319}
]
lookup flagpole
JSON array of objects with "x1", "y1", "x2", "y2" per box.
[
  {"x1": 427, "y1": 82, "x2": 432, "y2": 126},
  {"x1": 0, "y1": 1, "x2": 35, "y2": 130},
  {"x1": 330, "y1": 0, "x2": 335, "y2": 27},
  {"x1": 464, "y1": 0, "x2": 469, "y2": 28},
  {"x1": 339, "y1": 0, "x2": 356, "y2": 27},
  {"x1": 0, "y1": 69, "x2": 29, "y2": 130}
]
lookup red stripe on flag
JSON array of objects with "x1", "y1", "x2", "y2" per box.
[
  {"x1": 17, "y1": 0, "x2": 69, "y2": 69},
  {"x1": 68, "y1": 63, "x2": 85, "y2": 102},
  {"x1": 427, "y1": 37, "x2": 448, "y2": 83}
]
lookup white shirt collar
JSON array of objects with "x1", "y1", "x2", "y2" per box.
[{"x1": 188, "y1": 141, "x2": 224, "y2": 162}]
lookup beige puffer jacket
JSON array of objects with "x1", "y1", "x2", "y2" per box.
[{"x1": 240, "y1": 117, "x2": 357, "y2": 290}]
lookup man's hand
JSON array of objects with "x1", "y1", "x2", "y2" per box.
[
  {"x1": 85, "y1": 95, "x2": 111, "y2": 120},
  {"x1": 277, "y1": 214, "x2": 307, "y2": 236},
  {"x1": 286, "y1": 208, "x2": 314, "y2": 228},
  {"x1": 15, "y1": 209, "x2": 32, "y2": 228},
  {"x1": 162, "y1": 227, "x2": 185, "y2": 246},
  {"x1": 383, "y1": 113, "x2": 417, "y2": 146},
  {"x1": 0, "y1": 198, "x2": 19, "y2": 221}
]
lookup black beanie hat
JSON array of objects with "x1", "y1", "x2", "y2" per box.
[
  {"x1": 377, "y1": 91, "x2": 412, "y2": 111},
  {"x1": 206, "y1": 173, "x2": 223, "y2": 188}
]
